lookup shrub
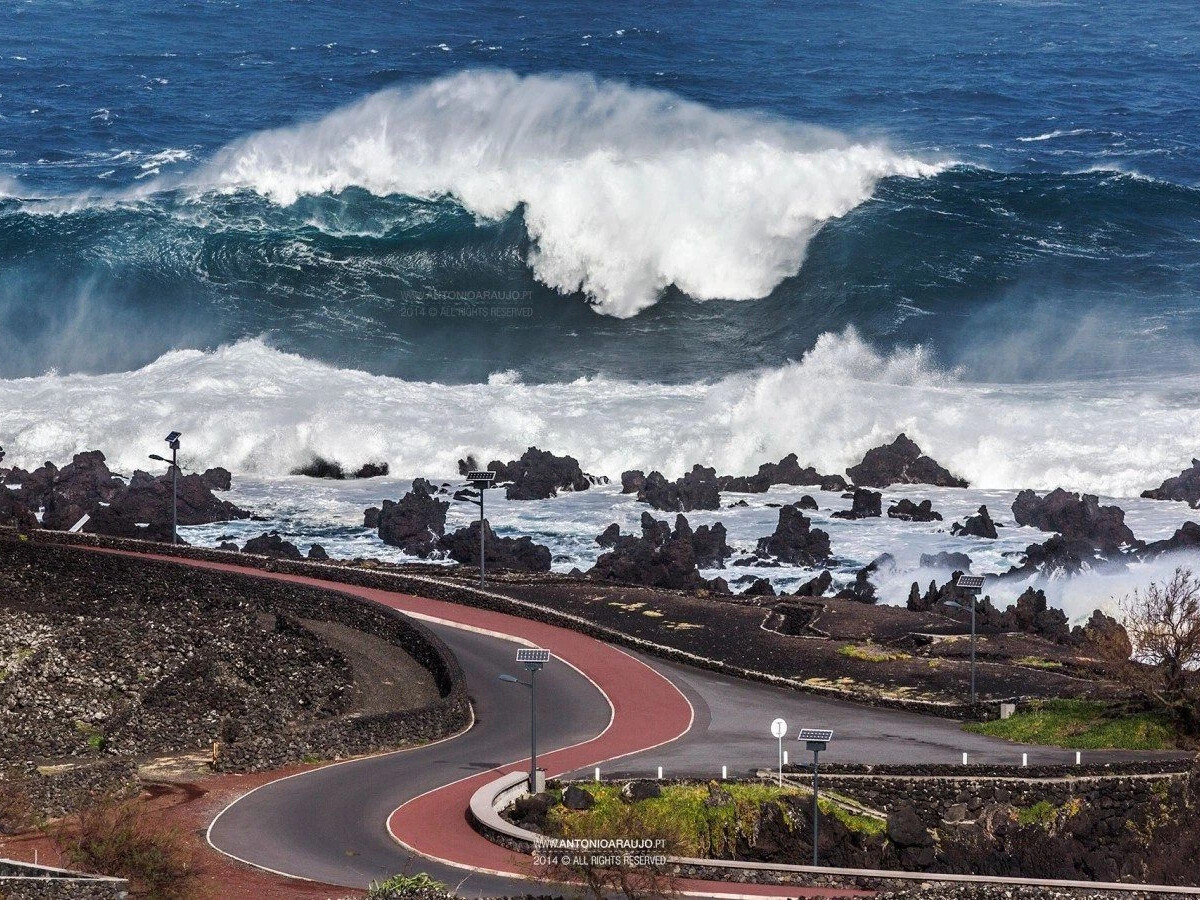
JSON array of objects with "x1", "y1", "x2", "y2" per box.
[
  {"x1": 52, "y1": 798, "x2": 198, "y2": 900},
  {"x1": 367, "y1": 872, "x2": 452, "y2": 899}
]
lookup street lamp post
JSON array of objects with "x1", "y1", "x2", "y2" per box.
[
  {"x1": 500, "y1": 648, "x2": 552, "y2": 793},
  {"x1": 798, "y1": 728, "x2": 833, "y2": 867},
  {"x1": 956, "y1": 575, "x2": 986, "y2": 706},
  {"x1": 465, "y1": 470, "x2": 496, "y2": 587},
  {"x1": 149, "y1": 431, "x2": 182, "y2": 544}
]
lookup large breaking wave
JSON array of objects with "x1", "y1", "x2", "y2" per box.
[{"x1": 181, "y1": 70, "x2": 940, "y2": 316}]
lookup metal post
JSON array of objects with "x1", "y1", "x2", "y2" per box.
[
  {"x1": 812, "y1": 748, "x2": 821, "y2": 867},
  {"x1": 970, "y1": 591, "x2": 977, "y2": 706},
  {"x1": 529, "y1": 664, "x2": 537, "y2": 791},
  {"x1": 170, "y1": 444, "x2": 178, "y2": 545},
  {"x1": 479, "y1": 486, "x2": 486, "y2": 587},
  {"x1": 777, "y1": 734, "x2": 783, "y2": 787}
]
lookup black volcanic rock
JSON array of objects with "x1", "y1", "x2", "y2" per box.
[
  {"x1": 831, "y1": 488, "x2": 882, "y2": 520},
  {"x1": 1069, "y1": 610, "x2": 1132, "y2": 658},
  {"x1": 307, "y1": 544, "x2": 329, "y2": 561},
  {"x1": 200, "y1": 467, "x2": 233, "y2": 492},
  {"x1": 637, "y1": 465, "x2": 721, "y2": 512},
  {"x1": 952, "y1": 505, "x2": 998, "y2": 539},
  {"x1": 797, "y1": 495, "x2": 818, "y2": 511},
  {"x1": 486, "y1": 446, "x2": 592, "y2": 501},
  {"x1": 792, "y1": 570, "x2": 833, "y2": 597},
  {"x1": 1142, "y1": 521, "x2": 1200, "y2": 557},
  {"x1": 621, "y1": 470, "x2": 646, "y2": 494},
  {"x1": 439, "y1": 520, "x2": 551, "y2": 572},
  {"x1": 0, "y1": 489, "x2": 37, "y2": 529},
  {"x1": 1019, "y1": 535, "x2": 1111, "y2": 577},
  {"x1": 835, "y1": 553, "x2": 895, "y2": 604},
  {"x1": 589, "y1": 512, "x2": 707, "y2": 590},
  {"x1": 1004, "y1": 587, "x2": 1069, "y2": 642},
  {"x1": 1141, "y1": 458, "x2": 1200, "y2": 507},
  {"x1": 363, "y1": 507, "x2": 381, "y2": 529},
  {"x1": 109, "y1": 470, "x2": 250, "y2": 528},
  {"x1": 292, "y1": 458, "x2": 389, "y2": 479},
  {"x1": 374, "y1": 480, "x2": 448, "y2": 556},
  {"x1": 845, "y1": 434, "x2": 968, "y2": 488},
  {"x1": 887, "y1": 498, "x2": 942, "y2": 522},
  {"x1": 740, "y1": 577, "x2": 777, "y2": 598},
  {"x1": 1011, "y1": 488, "x2": 1137, "y2": 553},
  {"x1": 243, "y1": 531, "x2": 304, "y2": 560},
  {"x1": 717, "y1": 454, "x2": 846, "y2": 494},
  {"x1": 671, "y1": 514, "x2": 732, "y2": 568},
  {"x1": 920, "y1": 551, "x2": 972, "y2": 571},
  {"x1": 755, "y1": 504, "x2": 833, "y2": 565}
]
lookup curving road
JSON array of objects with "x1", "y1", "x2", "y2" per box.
[{"x1": 88, "y1": 550, "x2": 1175, "y2": 897}]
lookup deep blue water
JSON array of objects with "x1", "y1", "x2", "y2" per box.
[{"x1": 2, "y1": 0, "x2": 1199, "y2": 383}]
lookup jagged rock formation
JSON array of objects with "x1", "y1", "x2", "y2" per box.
[
  {"x1": 835, "y1": 553, "x2": 894, "y2": 604},
  {"x1": 242, "y1": 531, "x2": 304, "y2": 560},
  {"x1": 919, "y1": 551, "x2": 972, "y2": 571},
  {"x1": 1011, "y1": 488, "x2": 1137, "y2": 553},
  {"x1": 846, "y1": 434, "x2": 968, "y2": 488},
  {"x1": 792, "y1": 569, "x2": 833, "y2": 597},
  {"x1": 589, "y1": 512, "x2": 717, "y2": 590},
  {"x1": 717, "y1": 453, "x2": 847, "y2": 493},
  {"x1": 832, "y1": 488, "x2": 883, "y2": 520},
  {"x1": 887, "y1": 498, "x2": 942, "y2": 522},
  {"x1": 1141, "y1": 458, "x2": 1200, "y2": 507},
  {"x1": 951, "y1": 505, "x2": 998, "y2": 539},
  {"x1": 0, "y1": 450, "x2": 248, "y2": 541},
  {"x1": 632, "y1": 465, "x2": 722, "y2": 512},
  {"x1": 477, "y1": 447, "x2": 594, "y2": 501},
  {"x1": 374, "y1": 479, "x2": 449, "y2": 556},
  {"x1": 1142, "y1": 521, "x2": 1200, "y2": 557},
  {"x1": 1069, "y1": 609, "x2": 1132, "y2": 659},
  {"x1": 291, "y1": 457, "x2": 389, "y2": 479},
  {"x1": 755, "y1": 504, "x2": 833, "y2": 565},
  {"x1": 439, "y1": 520, "x2": 551, "y2": 572}
]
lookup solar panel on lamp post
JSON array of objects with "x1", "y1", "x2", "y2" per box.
[
  {"x1": 499, "y1": 648, "x2": 551, "y2": 792},
  {"x1": 956, "y1": 575, "x2": 986, "y2": 706},
  {"x1": 466, "y1": 470, "x2": 496, "y2": 587},
  {"x1": 798, "y1": 728, "x2": 833, "y2": 867}
]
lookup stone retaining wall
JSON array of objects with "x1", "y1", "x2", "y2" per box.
[{"x1": 24, "y1": 530, "x2": 991, "y2": 719}]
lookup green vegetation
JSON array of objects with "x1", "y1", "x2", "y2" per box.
[
  {"x1": 965, "y1": 699, "x2": 1178, "y2": 750},
  {"x1": 1015, "y1": 656, "x2": 1063, "y2": 670},
  {"x1": 546, "y1": 781, "x2": 886, "y2": 858},
  {"x1": 367, "y1": 873, "x2": 451, "y2": 899},
  {"x1": 1015, "y1": 800, "x2": 1058, "y2": 826},
  {"x1": 838, "y1": 643, "x2": 911, "y2": 663}
]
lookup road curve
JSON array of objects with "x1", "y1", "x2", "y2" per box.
[{"x1": 92, "y1": 550, "x2": 866, "y2": 897}]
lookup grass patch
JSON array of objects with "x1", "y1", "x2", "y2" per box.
[
  {"x1": 1015, "y1": 656, "x2": 1063, "y2": 670},
  {"x1": 1015, "y1": 800, "x2": 1058, "y2": 826},
  {"x1": 965, "y1": 699, "x2": 1178, "y2": 750},
  {"x1": 838, "y1": 643, "x2": 911, "y2": 663},
  {"x1": 546, "y1": 782, "x2": 885, "y2": 857}
]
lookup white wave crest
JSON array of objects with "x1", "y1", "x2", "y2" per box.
[
  {"x1": 2, "y1": 329, "x2": 1198, "y2": 499},
  {"x1": 188, "y1": 70, "x2": 942, "y2": 316}
]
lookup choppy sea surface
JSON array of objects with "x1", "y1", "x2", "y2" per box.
[{"x1": 3, "y1": 0, "x2": 1200, "y2": 615}]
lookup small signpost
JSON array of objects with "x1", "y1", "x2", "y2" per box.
[
  {"x1": 465, "y1": 470, "x2": 496, "y2": 587},
  {"x1": 956, "y1": 575, "x2": 986, "y2": 705},
  {"x1": 770, "y1": 717, "x2": 787, "y2": 787},
  {"x1": 799, "y1": 728, "x2": 834, "y2": 866}
]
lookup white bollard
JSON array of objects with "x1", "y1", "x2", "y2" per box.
[
  {"x1": 1076, "y1": 751, "x2": 1082, "y2": 765},
  {"x1": 962, "y1": 752, "x2": 968, "y2": 765},
  {"x1": 594, "y1": 767, "x2": 601, "y2": 782},
  {"x1": 722, "y1": 765, "x2": 728, "y2": 780},
  {"x1": 783, "y1": 750, "x2": 789, "y2": 766},
  {"x1": 1022, "y1": 753, "x2": 1028, "y2": 767},
  {"x1": 657, "y1": 766, "x2": 663, "y2": 780}
]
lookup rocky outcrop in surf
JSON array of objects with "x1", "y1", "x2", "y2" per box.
[
  {"x1": 887, "y1": 498, "x2": 942, "y2": 522},
  {"x1": 951, "y1": 505, "x2": 998, "y2": 539},
  {"x1": 628, "y1": 465, "x2": 722, "y2": 512},
  {"x1": 242, "y1": 531, "x2": 304, "y2": 560},
  {"x1": 1141, "y1": 458, "x2": 1200, "y2": 508},
  {"x1": 589, "y1": 511, "x2": 724, "y2": 590},
  {"x1": 1011, "y1": 488, "x2": 1137, "y2": 553},
  {"x1": 459, "y1": 447, "x2": 597, "y2": 501},
  {"x1": 846, "y1": 434, "x2": 968, "y2": 488},
  {"x1": 755, "y1": 504, "x2": 833, "y2": 565},
  {"x1": 372, "y1": 478, "x2": 449, "y2": 556},
  {"x1": 717, "y1": 453, "x2": 847, "y2": 493},
  {"x1": 439, "y1": 520, "x2": 552, "y2": 572},
  {"x1": 832, "y1": 488, "x2": 883, "y2": 520},
  {"x1": 291, "y1": 457, "x2": 389, "y2": 479}
]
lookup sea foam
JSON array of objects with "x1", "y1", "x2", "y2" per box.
[
  {"x1": 183, "y1": 70, "x2": 942, "y2": 317},
  {"x1": 1, "y1": 329, "x2": 1198, "y2": 499}
]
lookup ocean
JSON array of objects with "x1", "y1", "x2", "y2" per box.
[{"x1": 2, "y1": 0, "x2": 1199, "y2": 614}]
